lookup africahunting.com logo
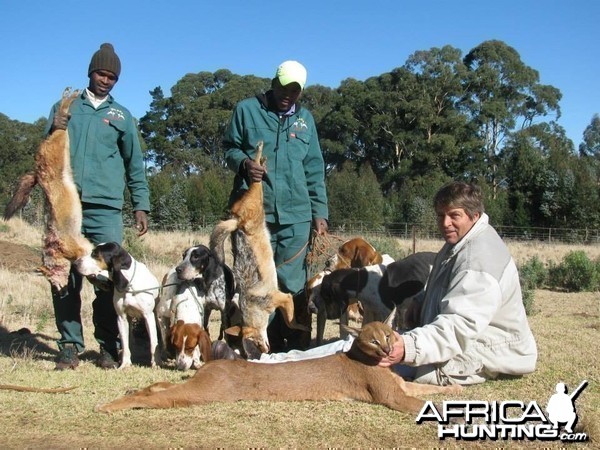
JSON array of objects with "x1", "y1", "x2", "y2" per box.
[{"x1": 416, "y1": 380, "x2": 589, "y2": 442}]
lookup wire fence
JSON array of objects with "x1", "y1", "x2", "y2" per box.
[
  {"x1": 150, "y1": 216, "x2": 600, "y2": 245},
  {"x1": 330, "y1": 221, "x2": 600, "y2": 244}
]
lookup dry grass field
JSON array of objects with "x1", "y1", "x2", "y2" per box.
[{"x1": 0, "y1": 218, "x2": 598, "y2": 448}]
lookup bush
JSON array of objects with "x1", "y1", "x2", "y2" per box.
[
  {"x1": 519, "y1": 256, "x2": 548, "y2": 290},
  {"x1": 547, "y1": 250, "x2": 600, "y2": 292},
  {"x1": 123, "y1": 227, "x2": 152, "y2": 262},
  {"x1": 521, "y1": 288, "x2": 536, "y2": 316},
  {"x1": 326, "y1": 163, "x2": 385, "y2": 229},
  {"x1": 518, "y1": 256, "x2": 548, "y2": 316},
  {"x1": 367, "y1": 235, "x2": 407, "y2": 260}
]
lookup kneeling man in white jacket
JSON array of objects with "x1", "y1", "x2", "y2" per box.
[{"x1": 378, "y1": 180, "x2": 537, "y2": 385}]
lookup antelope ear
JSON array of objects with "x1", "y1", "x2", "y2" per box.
[
  {"x1": 384, "y1": 306, "x2": 398, "y2": 328},
  {"x1": 340, "y1": 324, "x2": 362, "y2": 337}
]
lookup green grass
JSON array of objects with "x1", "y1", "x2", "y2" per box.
[
  {"x1": 0, "y1": 290, "x2": 598, "y2": 448},
  {"x1": 1, "y1": 221, "x2": 598, "y2": 448}
]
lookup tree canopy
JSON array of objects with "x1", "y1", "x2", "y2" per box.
[{"x1": 1, "y1": 40, "x2": 598, "y2": 233}]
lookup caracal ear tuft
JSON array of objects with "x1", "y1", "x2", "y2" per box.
[{"x1": 384, "y1": 306, "x2": 397, "y2": 328}]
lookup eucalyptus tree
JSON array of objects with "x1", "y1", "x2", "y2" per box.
[
  {"x1": 320, "y1": 46, "x2": 475, "y2": 195},
  {"x1": 139, "y1": 70, "x2": 270, "y2": 174},
  {"x1": 399, "y1": 46, "x2": 475, "y2": 181},
  {"x1": 579, "y1": 114, "x2": 600, "y2": 190},
  {"x1": 502, "y1": 127, "x2": 551, "y2": 226},
  {"x1": 578, "y1": 114, "x2": 600, "y2": 225},
  {"x1": 318, "y1": 77, "x2": 369, "y2": 170},
  {"x1": 500, "y1": 122, "x2": 597, "y2": 228},
  {"x1": 299, "y1": 84, "x2": 346, "y2": 173},
  {"x1": 579, "y1": 114, "x2": 600, "y2": 158},
  {"x1": 462, "y1": 40, "x2": 562, "y2": 194},
  {"x1": 325, "y1": 162, "x2": 385, "y2": 229}
]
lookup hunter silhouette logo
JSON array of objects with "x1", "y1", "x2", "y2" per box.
[
  {"x1": 546, "y1": 380, "x2": 587, "y2": 434},
  {"x1": 416, "y1": 379, "x2": 589, "y2": 442}
]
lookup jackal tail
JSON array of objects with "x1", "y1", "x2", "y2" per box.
[{"x1": 3, "y1": 172, "x2": 37, "y2": 220}]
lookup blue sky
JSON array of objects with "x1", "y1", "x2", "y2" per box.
[{"x1": 1, "y1": 1, "x2": 598, "y2": 147}]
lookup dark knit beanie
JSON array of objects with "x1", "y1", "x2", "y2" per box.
[{"x1": 88, "y1": 43, "x2": 121, "y2": 78}]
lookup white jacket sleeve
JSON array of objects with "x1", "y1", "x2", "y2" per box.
[{"x1": 402, "y1": 269, "x2": 502, "y2": 366}]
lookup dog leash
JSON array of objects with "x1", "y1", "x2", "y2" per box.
[
  {"x1": 169, "y1": 281, "x2": 205, "y2": 315},
  {"x1": 120, "y1": 261, "x2": 181, "y2": 296},
  {"x1": 275, "y1": 240, "x2": 309, "y2": 269},
  {"x1": 306, "y1": 231, "x2": 347, "y2": 276},
  {"x1": 335, "y1": 252, "x2": 351, "y2": 268},
  {"x1": 126, "y1": 284, "x2": 172, "y2": 296}
]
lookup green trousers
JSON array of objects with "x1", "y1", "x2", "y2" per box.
[
  {"x1": 52, "y1": 203, "x2": 123, "y2": 357},
  {"x1": 267, "y1": 221, "x2": 311, "y2": 296}
]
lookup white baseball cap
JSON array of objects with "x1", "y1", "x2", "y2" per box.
[{"x1": 275, "y1": 60, "x2": 307, "y2": 90}]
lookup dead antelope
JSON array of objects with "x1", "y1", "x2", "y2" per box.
[{"x1": 96, "y1": 309, "x2": 461, "y2": 413}]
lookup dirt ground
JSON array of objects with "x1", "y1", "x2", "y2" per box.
[{"x1": 0, "y1": 239, "x2": 41, "y2": 273}]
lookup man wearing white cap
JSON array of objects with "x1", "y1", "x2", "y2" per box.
[{"x1": 223, "y1": 60, "x2": 329, "y2": 352}]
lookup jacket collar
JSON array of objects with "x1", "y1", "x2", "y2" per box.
[
  {"x1": 446, "y1": 212, "x2": 489, "y2": 259},
  {"x1": 429, "y1": 212, "x2": 489, "y2": 283},
  {"x1": 82, "y1": 88, "x2": 114, "y2": 108}
]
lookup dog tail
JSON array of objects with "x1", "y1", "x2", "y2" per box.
[
  {"x1": 3, "y1": 172, "x2": 37, "y2": 220},
  {"x1": 209, "y1": 218, "x2": 239, "y2": 265}
]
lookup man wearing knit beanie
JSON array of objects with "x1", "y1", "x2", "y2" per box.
[
  {"x1": 88, "y1": 43, "x2": 121, "y2": 79},
  {"x1": 46, "y1": 43, "x2": 150, "y2": 370}
]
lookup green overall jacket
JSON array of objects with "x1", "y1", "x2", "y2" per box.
[
  {"x1": 45, "y1": 90, "x2": 150, "y2": 212},
  {"x1": 223, "y1": 92, "x2": 328, "y2": 225}
]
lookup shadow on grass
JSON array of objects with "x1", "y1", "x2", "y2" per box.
[
  {"x1": 0, "y1": 322, "x2": 156, "y2": 367},
  {"x1": 0, "y1": 324, "x2": 57, "y2": 361}
]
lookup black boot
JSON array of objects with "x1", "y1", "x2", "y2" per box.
[{"x1": 54, "y1": 343, "x2": 80, "y2": 370}]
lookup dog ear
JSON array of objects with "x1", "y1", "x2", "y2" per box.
[
  {"x1": 319, "y1": 272, "x2": 346, "y2": 320},
  {"x1": 169, "y1": 320, "x2": 185, "y2": 348},
  {"x1": 106, "y1": 244, "x2": 133, "y2": 293},
  {"x1": 196, "y1": 327, "x2": 212, "y2": 362},
  {"x1": 370, "y1": 252, "x2": 383, "y2": 265},
  {"x1": 352, "y1": 245, "x2": 367, "y2": 268},
  {"x1": 110, "y1": 244, "x2": 132, "y2": 272},
  {"x1": 202, "y1": 250, "x2": 221, "y2": 288},
  {"x1": 112, "y1": 268, "x2": 130, "y2": 293}
]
